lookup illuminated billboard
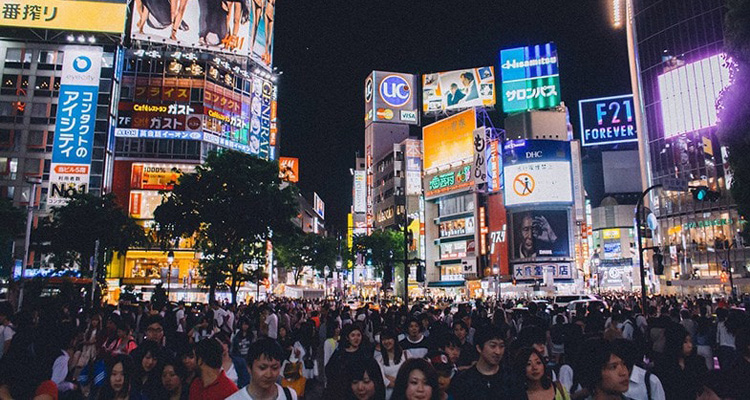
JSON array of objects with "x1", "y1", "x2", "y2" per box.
[
  {"x1": 422, "y1": 67, "x2": 496, "y2": 113},
  {"x1": 313, "y1": 192, "x2": 325, "y2": 219},
  {"x1": 278, "y1": 157, "x2": 299, "y2": 183},
  {"x1": 130, "y1": 163, "x2": 196, "y2": 190},
  {"x1": 499, "y1": 43, "x2": 561, "y2": 113},
  {"x1": 131, "y1": 1, "x2": 251, "y2": 55},
  {"x1": 425, "y1": 164, "x2": 473, "y2": 200},
  {"x1": 502, "y1": 140, "x2": 572, "y2": 207},
  {"x1": 578, "y1": 94, "x2": 637, "y2": 147},
  {"x1": 405, "y1": 139, "x2": 422, "y2": 196},
  {"x1": 422, "y1": 108, "x2": 476, "y2": 171},
  {"x1": 248, "y1": 0, "x2": 276, "y2": 68},
  {"x1": 511, "y1": 209, "x2": 570, "y2": 259},
  {"x1": 48, "y1": 47, "x2": 102, "y2": 208},
  {"x1": 658, "y1": 54, "x2": 730, "y2": 138},
  {"x1": 513, "y1": 262, "x2": 573, "y2": 280},
  {"x1": 353, "y1": 170, "x2": 366, "y2": 214},
  {"x1": 364, "y1": 71, "x2": 419, "y2": 126},
  {"x1": 0, "y1": 0, "x2": 127, "y2": 33}
]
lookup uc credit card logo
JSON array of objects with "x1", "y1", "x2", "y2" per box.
[{"x1": 379, "y1": 75, "x2": 411, "y2": 108}]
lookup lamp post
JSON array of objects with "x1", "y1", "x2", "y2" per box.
[
  {"x1": 335, "y1": 258, "x2": 342, "y2": 298},
  {"x1": 724, "y1": 241, "x2": 737, "y2": 299},
  {"x1": 324, "y1": 266, "x2": 330, "y2": 298},
  {"x1": 166, "y1": 250, "x2": 174, "y2": 300},
  {"x1": 17, "y1": 176, "x2": 42, "y2": 310}
]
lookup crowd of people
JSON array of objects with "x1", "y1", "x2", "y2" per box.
[{"x1": 0, "y1": 292, "x2": 749, "y2": 400}]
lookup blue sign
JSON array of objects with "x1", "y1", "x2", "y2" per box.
[
  {"x1": 499, "y1": 43, "x2": 561, "y2": 113},
  {"x1": 52, "y1": 85, "x2": 98, "y2": 165},
  {"x1": 578, "y1": 94, "x2": 637, "y2": 147},
  {"x1": 502, "y1": 139, "x2": 571, "y2": 163},
  {"x1": 114, "y1": 128, "x2": 203, "y2": 140},
  {"x1": 379, "y1": 74, "x2": 411, "y2": 107}
]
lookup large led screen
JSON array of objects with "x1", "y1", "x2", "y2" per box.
[
  {"x1": 0, "y1": 0, "x2": 127, "y2": 33},
  {"x1": 499, "y1": 42, "x2": 561, "y2": 113},
  {"x1": 502, "y1": 140, "x2": 572, "y2": 207},
  {"x1": 658, "y1": 54, "x2": 730, "y2": 138},
  {"x1": 422, "y1": 67, "x2": 496, "y2": 113},
  {"x1": 511, "y1": 209, "x2": 570, "y2": 259},
  {"x1": 422, "y1": 108, "x2": 476, "y2": 171},
  {"x1": 578, "y1": 94, "x2": 637, "y2": 147}
]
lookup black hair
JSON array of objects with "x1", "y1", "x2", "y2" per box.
[
  {"x1": 195, "y1": 337, "x2": 223, "y2": 369},
  {"x1": 517, "y1": 326, "x2": 546, "y2": 347},
  {"x1": 460, "y1": 72, "x2": 474, "y2": 82},
  {"x1": 326, "y1": 318, "x2": 341, "y2": 339},
  {"x1": 391, "y1": 358, "x2": 441, "y2": 400},
  {"x1": 343, "y1": 357, "x2": 386, "y2": 400},
  {"x1": 436, "y1": 334, "x2": 462, "y2": 350},
  {"x1": 576, "y1": 339, "x2": 623, "y2": 392},
  {"x1": 0, "y1": 301, "x2": 13, "y2": 318},
  {"x1": 246, "y1": 337, "x2": 285, "y2": 366},
  {"x1": 97, "y1": 355, "x2": 135, "y2": 400},
  {"x1": 511, "y1": 347, "x2": 552, "y2": 390},
  {"x1": 213, "y1": 331, "x2": 231, "y2": 346},
  {"x1": 339, "y1": 324, "x2": 365, "y2": 350},
  {"x1": 663, "y1": 324, "x2": 690, "y2": 361},
  {"x1": 144, "y1": 315, "x2": 165, "y2": 328},
  {"x1": 452, "y1": 320, "x2": 469, "y2": 332},
  {"x1": 610, "y1": 339, "x2": 639, "y2": 370},
  {"x1": 474, "y1": 324, "x2": 508, "y2": 350},
  {"x1": 405, "y1": 316, "x2": 423, "y2": 332},
  {"x1": 379, "y1": 328, "x2": 405, "y2": 366}
]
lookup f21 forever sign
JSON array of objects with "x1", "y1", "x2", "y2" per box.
[{"x1": 578, "y1": 94, "x2": 637, "y2": 147}]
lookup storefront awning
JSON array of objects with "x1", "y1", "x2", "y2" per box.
[{"x1": 427, "y1": 280, "x2": 465, "y2": 288}]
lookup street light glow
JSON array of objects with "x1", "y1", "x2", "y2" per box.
[{"x1": 612, "y1": 0, "x2": 623, "y2": 28}]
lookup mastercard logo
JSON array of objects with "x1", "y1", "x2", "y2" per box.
[{"x1": 376, "y1": 108, "x2": 394, "y2": 120}]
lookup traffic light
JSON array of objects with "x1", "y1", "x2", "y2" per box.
[
  {"x1": 653, "y1": 250, "x2": 665, "y2": 275},
  {"x1": 416, "y1": 262, "x2": 425, "y2": 283},
  {"x1": 691, "y1": 186, "x2": 720, "y2": 202},
  {"x1": 383, "y1": 265, "x2": 392, "y2": 284}
]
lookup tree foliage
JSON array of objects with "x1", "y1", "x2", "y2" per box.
[
  {"x1": 719, "y1": 0, "x2": 750, "y2": 237},
  {"x1": 276, "y1": 232, "x2": 340, "y2": 286},
  {"x1": 32, "y1": 192, "x2": 146, "y2": 277},
  {"x1": 351, "y1": 229, "x2": 405, "y2": 276},
  {"x1": 153, "y1": 150, "x2": 298, "y2": 304},
  {"x1": 0, "y1": 198, "x2": 25, "y2": 276}
]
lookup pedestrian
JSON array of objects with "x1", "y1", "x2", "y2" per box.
[
  {"x1": 375, "y1": 328, "x2": 410, "y2": 399},
  {"x1": 343, "y1": 356, "x2": 386, "y2": 400},
  {"x1": 653, "y1": 325, "x2": 707, "y2": 399},
  {"x1": 576, "y1": 339, "x2": 632, "y2": 400},
  {"x1": 214, "y1": 332, "x2": 250, "y2": 388},
  {"x1": 97, "y1": 354, "x2": 143, "y2": 400},
  {"x1": 391, "y1": 358, "x2": 441, "y2": 400},
  {"x1": 159, "y1": 356, "x2": 189, "y2": 400},
  {"x1": 226, "y1": 338, "x2": 298, "y2": 400},
  {"x1": 449, "y1": 325, "x2": 511, "y2": 400},
  {"x1": 231, "y1": 318, "x2": 253, "y2": 358},
  {"x1": 325, "y1": 324, "x2": 371, "y2": 398},
  {"x1": 132, "y1": 340, "x2": 164, "y2": 399},
  {"x1": 188, "y1": 336, "x2": 238, "y2": 400}
]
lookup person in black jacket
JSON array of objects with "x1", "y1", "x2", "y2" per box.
[
  {"x1": 449, "y1": 324, "x2": 511, "y2": 400},
  {"x1": 653, "y1": 324, "x2": 707, "y2": 400}
]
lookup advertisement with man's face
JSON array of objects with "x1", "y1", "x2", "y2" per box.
[
  {"x1": 511, "y1": 210, "x2": 570, "y2": 259},
  {"x1": 131, "y1": 0, "x2": 252, "y2": 55},
  {"x1": 423, "y1": 67, "x2": 496, "y2": 113}
]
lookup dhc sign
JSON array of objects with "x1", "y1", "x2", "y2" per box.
[
  {"x1": 379, "y1": 75, "x2": 411, "y2": 108},
  {"x1": 578, "y1": 94, "x2": 638, "y2": 147}
]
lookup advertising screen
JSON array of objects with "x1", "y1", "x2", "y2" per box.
[
  {"x1": 130, "y1": 0, "x2": 251, "y2": 55},
  {"x1": 0, "y1": 0, "x2": 127, "y2": 33},
  {"x1": 278, "y1": 157, "x2": 299, "y2": 183},
  {"x1": 424, "y1": 164, "x2": 473, "y2": 200},
  {"x1": 313, "y1": 192, "x2": 324, "y2": 219},
  {"x1": 487, "y1": 193, "x2": 509, "y2": 276},
  {"x1": 439, "y1": 216, "x2": 475, "y2": 238},
  {"x1": 511, "y1": 209, "x2": 570, "y2": 259},
  {"x1": 579, "y1": 95, "x2": 637, "y2": 146},
  {"x1": 422, "y1": 108, "x2": 476, "y2": 171},
  {"x1": 130, "y1": 163, "x2": 195, "y2": 190},
  {"x1": 503, "y1": 140, "x2": 572, "y2": 207},
  {"x1": 365, "y1": 71, "x2": 419, "y2": 126},
  {"x1": 405, "y1": 139, "x2": 422, "y2": 196},
  {"x1": 248, "y1": 0, "x2": 276, "y2": 69},
  {"x1": 422, "y1": 67, "x2": 496, "y2": 113},
  {"x1": 48, "y1": 47, "x2": 102, "y2": 208},
  {"x1": 353, "y1": 170, "x2": 366, "y2": 214},
  {"x1": 129, "y1": 190, "x2": 164, "y2": 220},
  {"x1": 658, "y1": 54, "x2": 730, "y2": 138},
  {"x1": 499, "y1": 42, "x2": 561, "y2": 113}
]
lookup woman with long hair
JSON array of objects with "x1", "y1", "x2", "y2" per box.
[
  {"x1": 323, "y1": 319, "x2": 341, "y2": 367},
  {"x1": 510, "y1": 347, "x2": 570, "y2": 400},
  {"x1": 391, "y1": 358, "x2": 441, "y2": 400},
  {"x1": 97, "y1": 355, "x2": 141, "y2": 400},
  {"x1": 159, "y1": 356, "x2": 189, "y2": 400},
  {"x1": 325, "y1": 324, "x2": 371, "y2": 398},
  {"x1": 291, "y1": 320, "x2": 319, "y2": 380},
  {"x1": 653, "y1": 325, "x2": 707, "y2": 399},
  {"x1": 375, "y1": 328, "x2": 410, "y2": 399},
  {"x1": 132, "y1": 340, "x2": 163, "y2": 399},
  {"x1": 343, "y1": 357, "x2": 386, "y2": 400}
]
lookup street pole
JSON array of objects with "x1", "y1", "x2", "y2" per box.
[
  {"x1": 167, "y1": 250, "x2": 174, "y2": 301},
  {"x1": 17, "y1": 177, "x2": 40, "y2": 310},
  {"x1": 403, "y1": 215, "x2": 409, "y2": 308},
  {"x1": 726, "y1": 242, "x2": 736, "y2": 299},
  {"x1": 90, "y1": 239, "x2": 100, "y2": 306},
  {"x1": 636, "y1": 184, "x2": 662, "y2": 316}
]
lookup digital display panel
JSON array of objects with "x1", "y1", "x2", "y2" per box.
[{"x1": 499, "y1": 42, "x2": 561, "y2": 113}]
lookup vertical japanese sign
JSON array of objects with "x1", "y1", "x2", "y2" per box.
[
  {"x1": 48, "y1": 47, "x2": 102, "y2": 208},
  {"x1": 259, "y1": 79, "x2": 273, "y2": 160},
  {"x1": 499, "y1": 42, "x2": 561, "y2": 113},
  {"x1": 473, "y1": 128, "x2": 488, "y2": 189}
]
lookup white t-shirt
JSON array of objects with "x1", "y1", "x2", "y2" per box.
[
  {"x1": 175, "y1": 309, "x2": 185, "y2": 333},
  {"x1": 266, "y1": 313, "x2": 279, "y2": 339},
  {"x1": 0, "y1": 324, "x2": 14, "y2": 358},
  {"x1": 213, "y1": 307, "x2": 229, "y2": 328},
  {"x1": 226, "y1": 383, "x2": 298, "y2": 400}
]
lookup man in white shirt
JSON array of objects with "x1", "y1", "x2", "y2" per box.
[
  {"x1": 0, "y1": 302, "x2": 14, "y2": 359},
  {"x1": 211, "y1": 302, "x2": 229, "y2": 329},
  {"x1": 262, "y1": 306, "x2": 279, "y2": 340},
  {"x1": 227, "y1": 338, "x2": 297, "y2": 400},
  {"x1": 613, "y1": 339, "x2": 666, "y2": 400},
  {"x1": 175, "y1": 302, "x2": 186, "y2": 333}
]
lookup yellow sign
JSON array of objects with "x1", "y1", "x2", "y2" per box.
[
  {"x1": 422, "y1": 108, "x2": 476, "y2": 171},
  {"x1": 0, "y1": 0, "x2": 127, "y2": 33},
  {"x1": 602, "y1": 229, "x2": 621, "y2": 240}
]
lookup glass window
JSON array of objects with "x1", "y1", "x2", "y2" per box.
[
  {"x1": 35, "y1": 76, "x2": 51, "y2": 90},
  {"x1": 27, "y1": 130, "x2": 45, "y2": 146},
  {"x1": 0, "y1": 157, "x2": 18, "y2": 180},
  {"x1": 38, "y1": 50, "x2": 55, "y2": 65},
  {"x1": 30, "y1": 103, "x2": 47, "y2": 118},
  {"x1": 25, "y1": 159, "x2": 41, "y2": 174},
  {"x1": 5, "y1": 49, "x2": 22, "y2": 63},
  {"x1": 20, "y1": 75, "x2": 29, "y2": 88},
  {"x1": 2, "y1": 74, "x2": 17, "y2": 88}
]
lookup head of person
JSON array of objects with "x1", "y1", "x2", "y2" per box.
[
  {"x1": 135, "y1": 340, "x2": 162, "y2": 375},
  {"x1": 460, "y1": 72, "x2": 474, "y2": 86},
  {"x1": 392, "y1": 358, "x2": 441, "y2": 400},
  {"x1": 379, "y1": 328, "x2": 405, "y2": 365},
  {"x1": 520, "y1": 213, "x2": 535, "y2": 255},
  {"x1": 240, "y1": 318, "x2": 251, "y2": 333},
  {"x1": 406, "y1": 317, "x2": 423, "y2": 339},
  {"x1": 452, "y1": 320, "x2": 469, "y2": 342},
  {"x1": 195, "y1": 336, "x2": 223, "y2": 375},
  {"x1": 474, "y1": 324, "x2": 508, "y2": 368},
  {"x1": 436, "y1": 334, "x2": 462, "y2": 365},
  {"x1": 144, "y1": 315, "x2": 165, "y2": 343},
  {"x1": 577, "y1": 339, "x2": 630, "y2": 397},
  {"x1": 517, "y1": 326, "x2": 547, "y2": 356},
  {"x1": 246, "y1": 338, "x2": 285, "y2": 392},
  {"x1": 664, "y1": 324, "x2": 692, "y2": 361},
  {"x1": 511, "y1": 347, "x2": 552, "y2": 390},
  {"x1": 160, "y1": 357, "x2": 186, "y2": 395},
  {"x1": 0, "y1": 302, "x2": 12, "y2": 324},
  {"x1": 105, "y1": 355, "x2": 135, "y2": 398},
  {"x1": 344, "y1": 357, "x2": 386, "y2": 400},
  {"x1": 214, "y1": 331, "x2": 232, "y2": 356},
  {"x1": 432, "y1": 359, "x2": 454, "y2": 395},
  {"x1": 340, "y1": 324, "x2": 364, "y2": 350},
  {"x1": 449, "y1": 83, "x2": 459, "y2": 94},
  {"x1": 326, "y1": 319, "x2": 341, "y2": 339},
  {"x1": 179, "y1": 345, "x2": 197, "y2": 375},
  {"x1": 116, "y1": 319, "x2": 131, "y2": 338}
]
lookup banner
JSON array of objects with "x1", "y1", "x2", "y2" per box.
[
  {"x1": 499, "y1": 43, "x2": 561, "y2": 113},
  {"x1": 422, "y1": 67, "x2": 496, "y2": 113},
  {"x1": 313, "y1": 192, "x2": 324, "y2": 219},
  {"x1": 278, "y1": 157, "x2": 299, "y2": 183},
  {"x1": 248, "y1": 0, "x2": 276, "y2": 68},
  {"x1": 473, "y1": 128, "x2": 488, "y2": 187},
  {"x1": 0, "y1": 0, "x2": 127, "y2": 33},
  {"x1": 131, "y1": 0, "x2": 251, "y2": 55},
  {"x1": 513, "y1": 262, "x2": 572, "y2": 281},
  {"x1": 503, "y1": 140, "x2": 573, "y2": 207},
  {"x1": 353, "y1": 170, "x2": 366, "y2": 214},
  {"x1": 511, "y1": 209, "x2": 570, "y2": 259},
  {"x1": 48, "y1": 47, "x2": 102, "y2": 208},
  {"x1": 365, "y1": 71, "x2": 419, "y2": 126},
  {"x1": 422, "y1": 108, "x2": 476, "y2": 171}
]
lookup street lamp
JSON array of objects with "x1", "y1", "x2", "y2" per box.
[
  {"x1": 17, "y1": 176, "x2": 42, "y2": 310},
  {"x1": 324, "y1": 266, "x2": 330, "y2": 298},
  {"x1": 167, "y1": 250, "x2": 174, "y2": 300},
  {"x1": 335, "y1": 257, "x2": 342, "y2": 299}
]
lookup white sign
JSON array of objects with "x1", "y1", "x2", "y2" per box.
[
  {"x1": 48, "y1": 165, "x2": 90, "y2": 208},
  {"x1": 461, "y1": 258, "x2": 477, "y2": 275},
  {"x1": 503, "y1": 161, "x2": 573, "y2": 206},
  {"x1": 353, "y1": 170, "x2": 366, "y2": 214},
  {"x1": 473, "y1": 128, "x2": 488, "y2": 187},
  {"x1": 313, "y1": 192, "x2": 325, "y2": 219},
  {"x1": 513, "y1": 262, "x2": 573, "y2": 281}
]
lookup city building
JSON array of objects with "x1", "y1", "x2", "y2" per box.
[
  {"x1": 589, "y1": 197, "x2": 638, "y2": 291},
  {"x1": 633, "y1": 0, "x2": 750, "y2": 293}
]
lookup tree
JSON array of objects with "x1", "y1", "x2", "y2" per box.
[
  {"x1": 718, "y1": 0, "x2": 750, "y2": 237},
  {"x1": 0, "y1": 198, "x2": 24, "y2": 277},
  {"x1": 276, "y1": 232, "x2": 339, "y2": 286},
  {"x1": 153, "y1": 150, "x2": 298, "y2": 304},
  {"x1": 352, "y1": 229, "x2": 404, "y2": 286},
  {"x1": 32, "y1": 193, "x2": 146, "y2": 281}
]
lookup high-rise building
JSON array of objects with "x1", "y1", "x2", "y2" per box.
[{"x1": 633, "y1": 0, "x2": 748, "y2": 291}]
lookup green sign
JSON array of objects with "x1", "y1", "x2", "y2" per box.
[
  {"x1": 682, "y1": 218, "x2": 733, "y2": 230},
  {"x1": 426, "y1": 165, "x2": 472, "y2": 198}
]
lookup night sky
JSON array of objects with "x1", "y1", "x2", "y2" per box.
[{"x1": 273, "y1": 0, "x2": 632, "y2": 232}]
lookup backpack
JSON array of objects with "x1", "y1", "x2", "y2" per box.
[
  {"x1": 627, "y1": 316, "x2": 649, "y2": 356},
  {"x1": 282, "y1": 386, "x2": 293, "y2": 400}
]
